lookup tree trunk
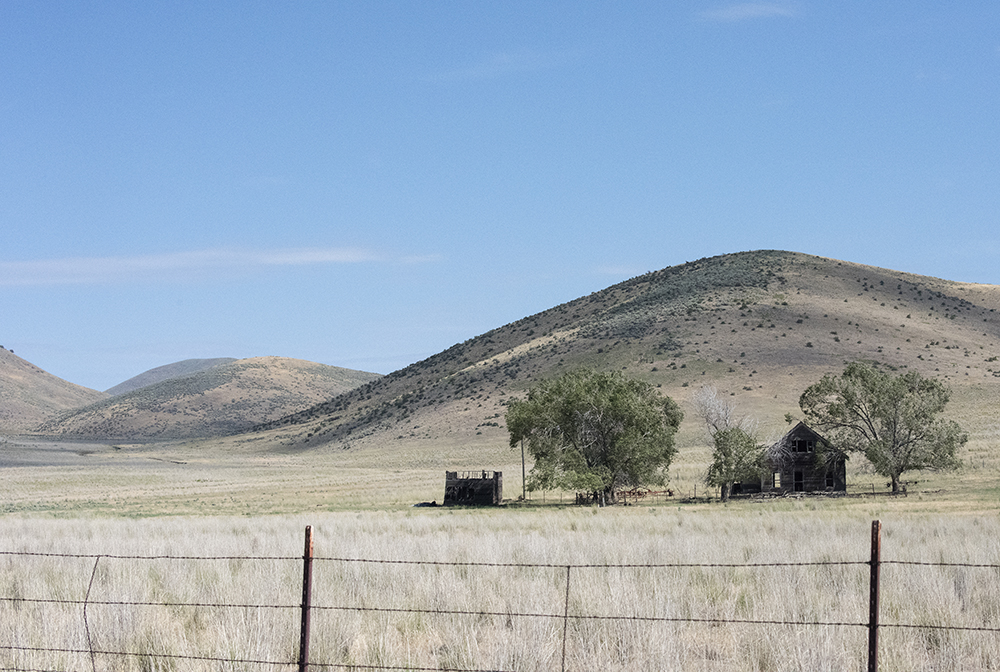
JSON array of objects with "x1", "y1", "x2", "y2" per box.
[
  {"x1": 720, "y1": 483, "x2": 730, "y2": 502},
  {"x1": 890, "y1": 475, "x2": 899, "y2": 494}
]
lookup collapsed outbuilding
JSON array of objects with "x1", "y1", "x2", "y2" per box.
[{"x1": 443, "y1": 470, "x2": 503, "y2": 506}]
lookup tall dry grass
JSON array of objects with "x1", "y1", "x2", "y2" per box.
[{"x1": 2, "y1": 508, "x2": 1000, "y2": 671}]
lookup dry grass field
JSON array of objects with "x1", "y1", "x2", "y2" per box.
[
  {"x1": 2, "y1": 419, "x2": 998, "y2": 671},
  {"x1": 3, "y1": 508, "x2": 1000, "y2": 671},
  {"x1": 2, "y1": 422, "x2": 999, "y2": 517}
]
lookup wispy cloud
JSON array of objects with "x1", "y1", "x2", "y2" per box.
[
  {"x1": 700, "y1": 3, "x2": 797, "y2": 22},
  {"x1": 0, "y1": 246, "x2": 393, "y2": 286}
]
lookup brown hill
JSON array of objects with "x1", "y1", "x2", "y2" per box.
[
  {"x1": 35, "y1": 356, "x2": 381, "y2": 440},
  {"x1": 105, "y1": 358, "x2": 237, "y2": 395},
  {"x1": 0, "y1": 346, "x2": 107, "y2": 432},
  {"x1": 251, "y1": 251, "x2": 1000, "y2": 464}
]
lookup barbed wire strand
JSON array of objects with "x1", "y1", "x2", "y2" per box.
[
  {"x1": 2, "y1": 549, "x2": 868, "y2": 568},
  {"x1": 0, "y1": 645, "x2": 293, "y2": 667},
  {"x1": 0, "y1": 551, "x2": 296, "y2": 561},
  {"x1": 0, "y1": 645, "x2": 487, "y2": 672},
  {"x1": 313, "y1": 557, "x2": 871, "y2": 569},
  {"x1": 8, "y1": 596, "x2": 996, "y2": 632},
  {"x1": 0, "y1": 596, "x2": 297, "y2": 610},
  {"x1": 882, "y1": 560, "x2": 1000, "y2": 568},
  {"x1": 8, "y1": 549, "x2": 1000, "y2": 569},
  {"x1": 8, "y1": 616, "x2": 1000, "y2": 672},
  {"x1": 0, "y1": 594, "x2": 862, "y2": 628}
]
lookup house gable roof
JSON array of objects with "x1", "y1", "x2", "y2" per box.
[
  {"x1": 780, "y1": 421, "x2": 826, "y2": 445},
  {"x1": 768, "y1": 421, "x2": 849, "y2": 461}
]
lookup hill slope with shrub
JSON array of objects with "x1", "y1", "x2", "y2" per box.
[
  {"x1": 250, "y1": 251, "x2": 1000, "y2": 467},
  {"x1": 35, "y1": 357, "x2": 381, "y2": 440},
  {"x1": 0, "y1": 346, "x2": 107, "y2": 432},
  {"x1": 105, "y1": 358, "x2": 237, "y2": 396}
]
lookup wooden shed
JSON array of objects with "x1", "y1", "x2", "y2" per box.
[
  {"x1": 443, "y1": 470, "x2": 503, "y2": 506},
  {"x1": 735, "y1": 422, "x2": 847, "y2": 495}
]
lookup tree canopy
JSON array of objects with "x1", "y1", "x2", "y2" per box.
[
  {"x1": 505, "y1": 369, "x2": 683, "y2": 504},
  {"x1": 692, "y1": 385, "x2": 764, "y2": 501},
  {"x1": 704, "y1": 427, "x2": 763, "y2": 501},
  {"x1": 799, "y1": 360, "x2": 966, "y2": 492}
]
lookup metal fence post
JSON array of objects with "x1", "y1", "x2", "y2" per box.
[
  {"x1": 298, "y1": 526, "x2": 314, "y2": 672},
  {"x1": 868, "y1": 520, "x2": 881, "y2": 672}
]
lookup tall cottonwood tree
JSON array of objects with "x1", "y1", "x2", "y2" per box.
[
  {"x1": 705, "y1": 427, "x2": 762, "y2": 501},
  {"x1": 693, "y1": 385, "x2": 764, "y2": 501},
  {"x1": 799, "y1": 361, "x2": 966, "y2": 493},
  {"x1": 506, "y1": 369, "x2": 683, "y2": 505}
]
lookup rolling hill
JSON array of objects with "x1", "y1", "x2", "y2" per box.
[
  {"x1": 0, "y1": 346, "x2": 107, "y2": 432},
  {"x1": 105, "y1": 358, "x2": 237, "y2": 396},
  {"x1": 35, "y1": 357, "x2": 381, "y2": 440},
  {"x1": 249, "y1": 251, "x2": 1000, "y2": 464}
]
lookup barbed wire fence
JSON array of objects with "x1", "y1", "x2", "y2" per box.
[{"x1": 3, "y1": 520, "x2": 1000, "y2": 672}]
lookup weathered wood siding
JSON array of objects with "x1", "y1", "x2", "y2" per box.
[
  {"x1": 736, "y1": 422, "x2": 847, "y2": 495},
  {"x1": 443, "y1": 470, "x2": 503, "y2": 505}
]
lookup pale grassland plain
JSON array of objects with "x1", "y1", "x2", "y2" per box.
[
  {"x1": 3, "y1": 508, "x2": 1000, "y2": 671},
  {"x1": 3, "y1": 428, "x2": 1000, "y2": 516}
]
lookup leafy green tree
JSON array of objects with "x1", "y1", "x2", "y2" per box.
[
  {"x1": 693, "y1": 386, "x2": 764, "y2": 501},
  {"x1": 705, "y1": 427, "x2": 764, "y2": 501},
  {"x1": 506, "y1": 369, "x2": 683, "y2": 504},
  {"x1": 799, "y1": 361, "x2": 966, "y2": 493}
]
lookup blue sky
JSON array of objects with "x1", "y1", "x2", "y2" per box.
[{"x1": 3, "y1": 2, "x2": 998, "y2": 391}]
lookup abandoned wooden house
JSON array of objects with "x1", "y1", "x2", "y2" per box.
[
  {"x1": 735, "y1": 422, "x2": 848, "y2": 495},
  {"x1": 443, "y1": 470, "x2": 503, "y2": 506}
]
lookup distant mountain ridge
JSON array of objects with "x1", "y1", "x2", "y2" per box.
[
  {"x1": 0, "y1": 346, "x2": 107, "y2": 432},
  {"x1": 105, "y1": 358, "x2": 237, "y2": 395},
  {"x1": 35, "y1": 356, "x2": 381, "y2": 440}
]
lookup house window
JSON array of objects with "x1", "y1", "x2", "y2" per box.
[
  {"x1": 793, "y1": 471, "x2": 804, "y2": 492},
  {"x1": 794, "y1": 439, "x2": 815, "y2": 453},
  {"x1": 772, "y1": 472, "x2": 781, "y2": 488},
  {"x1": 825, "y1": 471, "x2": 835, "y2": 488}
]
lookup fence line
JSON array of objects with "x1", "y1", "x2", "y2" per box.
[
  {"x1": 2, "y1": 550, "x2": 995, "y2": 571},
  {"x1": 7, "y1": 594, "x2": 1000, "y2": 633},
  {"x1": 4, "y1": 520, "x2": 1000, "y2": 672}
]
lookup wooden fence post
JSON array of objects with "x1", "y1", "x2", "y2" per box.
[
  {"x1": 298, "y1": 526, "x2": 314, "y2": 672},
  {"x1": 84, "y1": 555, "x2": 102, "y2": 672},
  {"x1": 868, "y1": 520, "x2": 881, "y2": 672},
  {"x1": 561, "y1": 565, "x2": 571, "y2": 672}
]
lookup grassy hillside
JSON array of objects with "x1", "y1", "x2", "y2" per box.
[
  {"x1": 246, "y1": 251, "x2": 1000, "y2": 487},
  {"x1": 0, "y1": 346, "x2": 107, "y2": 432},
  {"x1": 105, "y1": 357, "x2": 237, "y2": 395},
  {"x1": 34, "y1": 356, "x2": 381, "y2": 440}
]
